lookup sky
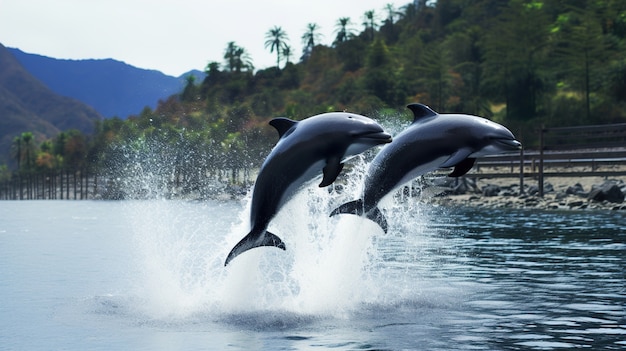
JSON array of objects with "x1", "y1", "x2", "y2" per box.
[{"x1": 1, "y1": 0, "x2": 411, "y2": 77}]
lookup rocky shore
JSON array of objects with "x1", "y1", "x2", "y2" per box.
[{"x1": 424, "y1": 176, "x2": 626, "y2": 211}]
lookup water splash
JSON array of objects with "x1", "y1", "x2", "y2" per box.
[
  {"x1": 115, "y1": 112, "x2": 450, "y2": 323},
  {"x1": 118, "y1": 156, "x2": 444, "y2": 324}
]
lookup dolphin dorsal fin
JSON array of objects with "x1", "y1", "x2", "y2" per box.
[
  {"x1": 269, "y1": 117, "x2": 297, "y2": 138},
  {"x1": 407, "y1": 103, "x2": 438, "y2": 123}
]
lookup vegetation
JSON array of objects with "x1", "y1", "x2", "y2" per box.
[{"x1": 3, "y1": 0, "x2": 625, "y2": 199}]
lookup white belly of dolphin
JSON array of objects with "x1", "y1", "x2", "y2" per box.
[
  {"x1": 277, "y1": 160, "x2": 326, "y2": 210},
  {"x1": 395, "y1": 156, "x2": 448, "y2": 192}
]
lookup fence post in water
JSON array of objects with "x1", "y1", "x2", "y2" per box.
[
  {"x1": 73, "y1": 170, "x2": 77, "y2": 200},
  {"x1": 94, "y1": 173, "x2": 98, "y2": 199},
  {"x1": 538, "y1": 126, "x2": 545, "y2": 197},
  {"x1": 66, "y1": 169, "x2": 70, "y2": 200},
  {"x1": 519, "y1": 146, "x2": 524, "y2": 195}
]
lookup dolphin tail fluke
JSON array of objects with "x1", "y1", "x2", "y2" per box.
[
  {"x1": 330, "y1": 199, "x2": 364, "y2": 217},
  {"x1": 224, "y1": 230, "x2": 286, "y2": 266},
  {"x1": 365, "y1": 207, "x2": 388, "y2": 234},
  {"x1": 330, "y1": 200, "x2": 388, "y2": 233}
]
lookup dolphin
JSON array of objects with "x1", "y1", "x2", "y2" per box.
[
  {"x1": 330, "y1": 103, "x2": 522, "y2": 232},
  {"x1": 224, "y1": 112, "x2": 392, "y2": 265}
]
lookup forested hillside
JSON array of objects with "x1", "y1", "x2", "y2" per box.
[{"x1": 3, "y1": 0, "x2": 625, "y2": 196}]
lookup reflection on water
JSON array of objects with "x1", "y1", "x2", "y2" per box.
[{"x1": 420, "y1": 208, "x2": 626, "y2": 350}]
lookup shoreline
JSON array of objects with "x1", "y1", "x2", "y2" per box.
[{"x1": 423, "y1": 175, "x2": 626, "y2": 211}]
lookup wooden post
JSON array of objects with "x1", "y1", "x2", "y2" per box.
[
  {"x1": 60, "y1": 170, "x2": 64, "y2": 199},
  {"x1": 66, "y1": 169, "x2": 70, "y2": 199},
  {"x1": 538, "y1": 125, "x2": 545, "y2": 197},
  {"x1": 93, "y1": 173, "x2": 98, "y2": 199},
  {"x1": 519, "y1": 146, "x2": 524, "y2": 195}
]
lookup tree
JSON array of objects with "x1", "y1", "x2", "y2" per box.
[
  {"x1": 416, "y1": 42, "x2": 452, "y2": 111},
  {"x1": 480, "y1": 0, "x2": 551, "y2": 121},
  {"x1": 301, "y1": 23, "x2": 323, "y2": 60},
  {"x1": 551, "y1": 4, "x2": 613, "y2": 122},
  {"x1": 362, "y1": 10, "x2": 378, "y2": 41},
  {"x1": 282, "y1": 45, "x2": 293, "y2": 64},
  {"x1": 265, "y1": 26, "x2": 289, "y2": 69},
  {"x1": 180, "y1": 74, "x2": 198, "y2": 102},
  {"x1": 10, "y1": 136, "x2": 21, "y2": 171},
  {"x1": 380, "y1": 3, "x2": 402, "y2": 43},
  {"x1": 223, "y1": 41, "x2": 253, "y2": 73},
  {"x1": 362, "y1": 39, "x2": 398, "y2": 106},
  {"x1": 333, "y1": 17, "x2": 355, "y2": 46},
  {"x1": 19, "y1": 132, "x2": 36, "y2": 173}
]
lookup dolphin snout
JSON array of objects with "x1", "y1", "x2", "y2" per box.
[
  {"x1": 364, "y1": 131, "x2": 393, "y2": 143},
  {"x1": 497, "y1": 138, "x2": 522, "y2": 150}
]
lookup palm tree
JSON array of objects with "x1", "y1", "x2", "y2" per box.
[
  {"x1": 265, "y1": 26, "x2": 289, "y2": 68},
  {"x1": 10, "y1": 135, "x2": 22, "y2": 171},
  {"x1": 383, "y1": 3, "x2": 401, "y2": 25},
  {"x1": 223, "y1": 42, "x2": 253, "y2": 73},
  {"x1": 301, "y1": 23, "x2": 323, "y2": 59},
  {"x1": 224, "y1": 41, "x2": 239, "y2": 72},
  {"x1": 363, "y1": 10, "x2": 377, "y2": 41},
  {"x1": 333, "y1": 17, "x2": 355, "y2": 46},
  {"x1": 20, "y1": 132, "x2": 35, "y2": 173},
  {"x1": 282, "y1": 45, "x2": 293, "y2": 64}
]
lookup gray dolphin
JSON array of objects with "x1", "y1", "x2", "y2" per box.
[
  {"x1": 224, "y1": 112, "x2": 392, "y2": 265},
  {"x1": 330, "y1": 103, "x2": 522, "y2": 232}
]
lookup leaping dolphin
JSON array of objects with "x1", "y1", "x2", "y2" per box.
[
  {"x1": 224, "y1": 112, "x2": 392, "y2": 265},
  {"x1": 330, "y1": 103, "x2": 522, "y2": 232}
]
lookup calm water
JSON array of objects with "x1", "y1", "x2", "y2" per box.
[{"x1": 0, "y1": 196, "x2": 624, "y2": 350}]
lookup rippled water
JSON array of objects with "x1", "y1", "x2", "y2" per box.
[{"x1": 0, "y1": 198, "x2": 624, "y2": 350}]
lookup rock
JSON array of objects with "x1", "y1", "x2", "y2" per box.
[
  {"x1": 555, "y1": 191, "x2": 568, "y2": 200},
  {"x1": 482, "y1": 184, "x2": 501, "y2": 197},
  {"x1": 524, "y1": 197, "x2": 540, "y2": 206},
  {"x1": 452, "y1": 181, "x2": 469, "y2": 195},
  {"x1": 566, "y1": 183, "x2": 586, "y2": 196},
  {"x1": 588, "y1": 182, "x2": 625, "y2": 203},
  {"x1": 547, "y1": 202, "x2": 561, "y2": 209},
  {"x1": 568, "y1": 200, "x2": 584, "y2": 208}
]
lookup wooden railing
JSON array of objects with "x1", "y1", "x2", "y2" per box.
[{"x1": 468, "y1": 123, "x2": 626, "y2": 196}]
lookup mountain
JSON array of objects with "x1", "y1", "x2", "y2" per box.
[
  {"x1": 8, "y1": 47, "x2": 205, "y2": 118},
  {"x1": 0, "y1": 43, "x2": 102, "y2": 165}
]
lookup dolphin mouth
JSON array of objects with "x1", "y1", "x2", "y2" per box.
[
  {"x1": 495, "y1": 138, "x2": 522, "y2": 150},
  {"x1": 360, "y1": 131, "x2": 393, "y2": 143}
]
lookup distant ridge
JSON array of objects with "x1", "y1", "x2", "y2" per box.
[
  {"x1": 8, "y1": 47, "x2": 205, "y2": 118},
  {"x1": 0, "y1": 43, "x2": 102, "y2": 165}
]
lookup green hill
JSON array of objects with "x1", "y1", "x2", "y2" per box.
[{"x1": 2, "y1": 0, "x2": 625, "y2": 181}]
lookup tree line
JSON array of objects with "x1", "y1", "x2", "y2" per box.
[{"x1": 2, "y1": 0, "x2": 625, "y2": 199}]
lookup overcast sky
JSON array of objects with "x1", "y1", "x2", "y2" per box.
[{"x1": 1, "y1": 0, "x2": 411, "y2": 77}]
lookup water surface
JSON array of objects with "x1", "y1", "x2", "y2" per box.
[{"x1": 1, "y1": 199, "x2": 624, "y2": 350}]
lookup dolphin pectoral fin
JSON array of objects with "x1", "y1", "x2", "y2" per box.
[
  {"x1": 365, "y1": 207, "x2": 388, "y2": 234},
  {"x1": 224, "y1": 230, "x2": 286, "y2": 266},
  {"x1": 330, "y1": 199, "x2": 364, "y2": 217},
  {"x1": 320, "y1": 160, "x2": 344, "y2": 187},
  {"x1": 440, "y1": 148, "x2": 472, "y2": 168},
  {"x1": 448, "y1": 158, "x2": 476, "y2": 177}
]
